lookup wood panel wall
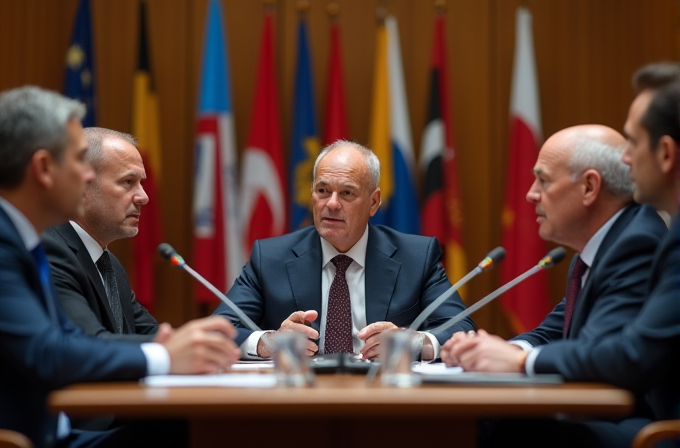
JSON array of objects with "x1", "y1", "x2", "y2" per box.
[{"x1": 0, "y1": 0, "x2": 676, "y2": 337}]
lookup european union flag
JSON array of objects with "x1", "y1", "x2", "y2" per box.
[
  {"x1": 64, "y1": 0, "x2": 96, "y2": 127},
  {"x1": 289, "y1": 17, "x2": 320, "y2": 231}
]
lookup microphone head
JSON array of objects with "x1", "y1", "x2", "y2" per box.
[
  {"x1": 538, "y1": 247, "x2": 567, "y2": 269},
  {"x1": 477, "y1": 246, "x2": 506, "y2": 271},
  {"x1": 157, "y1": 243, "x2": 177, "y2": 261}
]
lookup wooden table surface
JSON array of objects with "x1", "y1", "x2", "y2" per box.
[{"x1": 49, "y1": 374, "x2": 634, "y2": 447}]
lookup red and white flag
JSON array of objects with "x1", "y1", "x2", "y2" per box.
[
  {"x1": 241, "y1": 12, "x2": 287, "y2": 255},
  {"x1": 500, "y1": 6, "x2": 550, "y2": 333}
]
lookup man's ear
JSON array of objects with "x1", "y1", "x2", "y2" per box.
[
  {"x1": 581, "y1": 169, "x2": 601, "y2": 207},
  {"x1": 370, "y1": 188, "x2": 381, "y2": 216},
  {"x1": 656, "y1": 135, "x2": 678, "y2": 175},
  {"x1": 29, "y1": 149, "x2": 56, "y2": 189}
]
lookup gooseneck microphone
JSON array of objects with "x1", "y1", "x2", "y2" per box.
[
  {"x1": 157, "y1": 243, "x2": 262, "y2": 332},
  {"x1": 430, "y1": 247, "x2": 567, "y2": 335},
  {"x1": 409, "y1": 247, "x2": 506, "y2": 331}
]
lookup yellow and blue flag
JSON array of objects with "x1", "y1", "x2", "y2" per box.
[
  {"x1": 369, "y1": 15, "x2": 419, "y2": 234},
  {"x1": 64, "y1": 0, "x2": 95, "y2": 126},
  {"x1": 289, "y1": 16, "x2": 320, "y2": 231}
]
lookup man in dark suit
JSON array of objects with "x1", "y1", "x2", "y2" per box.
[
  {"x1": 0, "y1": 86, "x2": 240, "y2": 448},
  {"x1": 442, "y1": 65, "x2": 680, "y2": 448},
  {"x1": 214, "y1": 140, "x2": 474, "y2": 361},
  {"x1": 43, "y1": 127, "x2": 158, "y2": 342}
]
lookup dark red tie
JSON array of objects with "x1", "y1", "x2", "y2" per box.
[
  {"x1": 563, "y1": 255, "x2": 588, "y2": 338},
  {"x1": 324, "y1": 255, "x2": 354, "y2": 354}
]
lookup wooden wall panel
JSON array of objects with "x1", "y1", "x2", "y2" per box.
[{"x1": 0, "y1": 0, "x2": 677, "y2": 335}]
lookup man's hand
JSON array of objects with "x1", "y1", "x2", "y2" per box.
[
  {"x1": 257, "y1": 310, "x2": 319, "y2": 358},
  {"x1": 357, "y1": 321, "x2": 397, "y2": 360},
  {"x1": 441, "y1": 329, "x2": 523, "y2": 372},
  {"x1": 161, "y1": 316, "x2": 241, "y2": 374}
]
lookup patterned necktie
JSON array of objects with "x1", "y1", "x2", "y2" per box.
[
  {"x1": 96, "y1": 251, "x2": 124, "y2": 333},
  {"x1": 30, "y1": 243, "x2": 58, "y2": 323},
  {"x1": 324, "y1": 254, "x2": 354, "y2": 354},
  {"x1": 563, "y1": 255, "x2": 588, "y2": 338}
]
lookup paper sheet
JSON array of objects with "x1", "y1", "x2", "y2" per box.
[
  {"x1": 143, "y1": 373, "x2": 277, "y2": 388},
  {"x1": 411, "y1": 362, "x2": 463, "y2": 375}
]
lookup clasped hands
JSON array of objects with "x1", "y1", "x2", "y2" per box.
[
  {"x1": 256, "y1": 310, "x2": 431, "y2": 360},
  {"x1": 440, "y1": 329, "x2": 525, "y2": 373}
]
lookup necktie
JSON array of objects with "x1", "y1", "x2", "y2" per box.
[
  {"x1": 96, "y1": 251, "x2": 124, "y2": 333},
  {"x1": 324, "y1": 254, "x2": 354, "y2": 354},
  {"x1": 563, "y1": 255, "x2": 588, "y2": 338},
  {"x1": 30, "y1": 243, "x2": 58, "y2": 323}
]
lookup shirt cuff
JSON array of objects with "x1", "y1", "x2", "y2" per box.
[
  {"x1": 524, "y1": 346, "x2": 543, "y2": 376},
  {"x1": 420, "y1": 331, "x2": 440, "y2": 361},
  {"x1": 241, "y1": 330, "x2": 273, "y2": 360},
  {"x1": 141, "y1": 342, "x2": 170, "y2": 375},
  {"x1": 509, "y1": 339, "x2": 534, "y2": 351}
]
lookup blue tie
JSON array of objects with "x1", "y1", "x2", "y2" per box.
[{"x1": 30, "y1": 243, "x2": 58, "y2": 323}]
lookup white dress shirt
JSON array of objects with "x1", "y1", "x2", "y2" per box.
[
  {"x1": 515, "y1": 207, "x2": 626, "y2": 375},
  {"x1": 243, "y1": 225, "x2": 440, "y2": 358}
]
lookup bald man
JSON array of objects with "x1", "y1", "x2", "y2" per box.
[{"x1": 442, "y1": 125, "x2": 666, "y2": 371}]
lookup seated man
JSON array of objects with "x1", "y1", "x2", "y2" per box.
[
  {"x1": 0, "y1": 86, "x2": 240, "y2": 448},
  {"x1": 442, "y1": 63, "x2": 680, "y2": 448},
  {"x1": 43, "y1": 127, "x2": 158, "y2": 342},
  {"x1": 214, "y1": 140, "x2": 475, "y2": 361}
]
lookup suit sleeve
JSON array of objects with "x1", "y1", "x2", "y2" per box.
[
  {"x1": 418, "y1": 237, "x2": 476, "y2": 344},
  {"x1": 533, "y1": 225, "x2": 680, "y2": 391},
  {"x1": 0, "y1": 245, "x2": 147, "y2": 390},
  {"x1": 213, "y1": 240, "x2": 265, "y2": 346},
  {"x1": 43, "y1": 232, "x2": 156, "y2": 343}
]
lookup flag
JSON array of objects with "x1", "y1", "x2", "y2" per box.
[
  {"x1": 130, "y1": 0, "x2": 163, "y2": 311},
  {"x1": 419, "y1": 14, "x2": 467, "y2": 297},
  {"x1": 64, "y1": 0, "x2": 95, "y2": 126},
  {"x1": 241, "y1": 12, "x2": 287, "y2": 255},
  {"x1": 324, "y1": 19, "x2": 348, "y2": 144},
  {"x1": 289, "y1": 16, "x2": 320, "y2": 231},
  {"x1": 368, "y1": 15, "x2": 419, "y2": 234},
  {"x1": 500, "y1": 6, "x2": 549, "y2": 333},
  {"x1": 192, "y1": 0, "x2": 242, "y2": 302}
]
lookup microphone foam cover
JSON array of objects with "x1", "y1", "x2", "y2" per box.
[{"x1": 157, "y1": 243, "x2": 177, "y2": 261}]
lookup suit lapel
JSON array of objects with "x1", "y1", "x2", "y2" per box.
[
  {"x1": 365, "y1": 226, "x2": 401, "y2": 324},
  {"x1": 569, "y1": 204, "x2": 637, "y2": 336},
  {"x1": 58, "y1": 224, "x2": 119, "y2": 331},
  {"x1": 111, "y1": 256, "x2": 136, "y2": 333},
  {"x1": 286, "y1": 230, "x2": 323, "y2": 334}
]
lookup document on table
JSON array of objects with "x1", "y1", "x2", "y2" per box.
[
  {"x1": 231, "y1": 361, "x2": 274, "y2": 371},
  {"x1": 412, "y1": 362, "x2": 463, "y2": 375},
  {"x1": 143, "y1": 373, "x2": 277, "y2": 388}
]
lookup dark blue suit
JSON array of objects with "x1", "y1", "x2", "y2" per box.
[
  {"x1": 515, "y1": 204, "x2": 668, "y2": 346},
  {"x1": 0, "y1": 207, "x2": 147, "y2": 448},
  {"x1": 486, "y1": 204, "x2": 672, "y2": 448},
  {"x1": 214, "y1": 225, "x2": 474, "y2": 347},
  {"x1": 532, "y1": 215, "x2": 680, "y2": 446}
]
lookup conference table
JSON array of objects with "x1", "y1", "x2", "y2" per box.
[{"x1": 49, "y1": 371, "x2": 634, "y2": 448}]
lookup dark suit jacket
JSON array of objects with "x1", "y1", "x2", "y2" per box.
[
  {"x1": 534, "y1": 215, "x2": 680, "y2": 422},
  {"x1": 214, "y1": 225, "x2": 475, "y2": 347},
  {"x1": 0, "y1": 207, "x2": 147, "y2": 448},
  {"x1": 42, "y1": 223, "x2": 158, "y2": 342},
  {"x1": 513, "y1": 204, "x2": 667, "y2": 347}
]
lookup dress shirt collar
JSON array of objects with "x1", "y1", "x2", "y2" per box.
[
  {"x1": 0, "y1": 196, "x2": 40, "y2": 251},
  {"x1": 579, "y1": 206, "x2": 626, "y2": 267},
  {"x1": 70, "y1": 221, "x2": 105, "y2": 263},
  {"x1": 319, "y1": 225, "x2": 369, "y2": 269}
]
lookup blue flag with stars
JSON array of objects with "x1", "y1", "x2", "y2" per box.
[
  {"x1": 289, "y1": 17, "x2": 320, "y2": 231},
  {"x1": 64, "y1": 0, "x2": 96, "y2": 127}
]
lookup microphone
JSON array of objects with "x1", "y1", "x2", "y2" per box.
[
  {"x1": 157, "y1": 243, "x2": 262, "y2": 332},
  {"x1": 430, "y1": 247, "x2": 567, "y2": 335},
  {"x1": 409, "y1": 247, "x2": 506, "y2": 331}
]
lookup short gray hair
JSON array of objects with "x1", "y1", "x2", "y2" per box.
[
  {"x1": 0, "y1": 86, "x2": 86, "y2": 188},
  {"x1": 568, "y1": 138, "x2": 634, "y2": 198},
  {"x1": 312, "y1": 140, "x2": 381, "y2": 191},
  {"x1": 83, "y1": 127, "x2": 137, "y2": 173}
]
